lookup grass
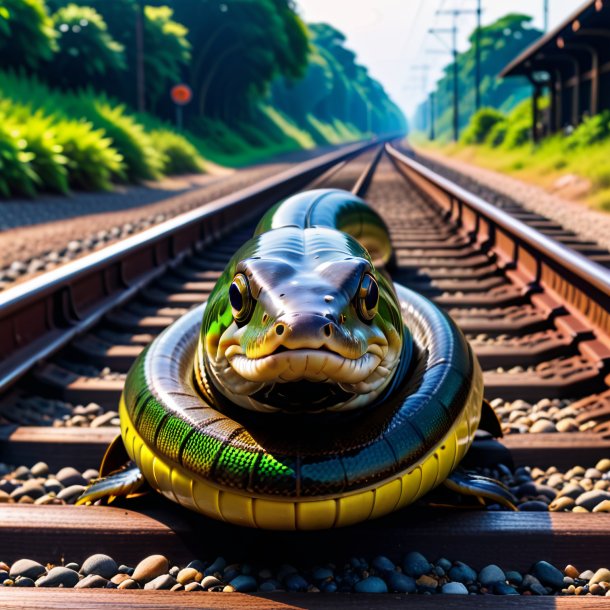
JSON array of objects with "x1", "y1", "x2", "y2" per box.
[{"x1": 413, "y1": 106, "x2": 610, "y2": 212}]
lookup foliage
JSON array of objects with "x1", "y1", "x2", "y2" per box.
[
  {"x1": 171, "y1": 0, "x2": 310, "y2": 121},
  {"x1": 72, "y1": 95, "x2": 164, "y2": 181},
  {"x1": 0, "y1": 118, "x2": 38, "y2": 197},
  {"x1": 0, "y1": 0, "x2": 56, "y2": 70},
  {"x1": 566, "y1": 111, "x2": 610, "y2": 148},
  {"x1": 271, "y1": 23, "x2": 405, "y2": 136},
  {"x1": 142, "y1": 6, "x2": 190, "y2": 111},
  {"x1": 460, "y1": 108, "x2": 505, "y2": 144},
  {"x1": 0, "y1": 71, "x2": 207, "y2": 196},
  {"x1": 149, "y1": 129, "x2": 203, "y2": 174},
  {"x1": 48, "y1": 4, "x2": 125, "y2": 89},
  {"x1": 413, "y1": 14, "x2": 542, "y2": 140}
]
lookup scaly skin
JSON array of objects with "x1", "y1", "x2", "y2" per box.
[{"x1": 117, "y1": 189, "x2": 484, "y2": 529}]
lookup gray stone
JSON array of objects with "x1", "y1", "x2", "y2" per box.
[
  {"x1": 143, "y1": 574, "x2": 177, "y2": 590},
  {"x1": 402, "y1": 551, "x2": 431, "y2": 577},
  {"x1": 448, "y1": 561, "x2": 477, "y2": 584},
  {"x1": 386, "y1": 571, "x2": 416, "y2": 593},
  {"x1": 30, "y1": 462, "x2": 49, "y2": 477},
  {"x1": 56, "y1": 467, "x2": 87, "y2": 487},
  {"x1": 37, "y1": 566, "x2": 80, "y2": 588},
  {"x1": 74, "y1": 574, "x2": 108, "y2": 589},
  {"x1": 479, "y1": 564, "x2": 506, "y2": 586},
  {"x1": 229, "y1": 574, "x2": 258, "y2": 592},
  {"x1": 81, "y1": 554, "x2": 118, "y2": 579},
  {"x1": 9, "y1": 559, "x2": 46, "y2": 580},
  {"x1": 575, "y1": 490, "x2": 610, "y2": 511},
  {"x1": 441, "y1": 582, "x2": 468, "y2": 594},
  {"x1": 531, "y1": 561, "x2": 564, "y2": 589},
  {"x1": 56, "y1": 484, "x2": 86, "y2": 502},
  {"x1": 354, "y1": 576, "x2": 388, "y2": 593}
]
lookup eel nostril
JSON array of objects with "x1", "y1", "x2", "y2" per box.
[
  {"x1": 275, "y1": 324, "x2": 285, "y2": 336},
  {"x1": 323, "y1": 323, "x2": 332, "y2": 337}
]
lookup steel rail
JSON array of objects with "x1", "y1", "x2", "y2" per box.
[
  {"x1": 0, "y1": 139, "x2": 386, "y2": 393},
  {"x1": 386, "y1": 143, "x2": 610, "y2": 298}
]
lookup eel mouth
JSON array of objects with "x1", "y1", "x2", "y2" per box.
[
  {"x1": 252, "y1": 380, "x2": 355, "y2": 412},
  {"x1": 225, "y1": 346, "x2": 385, "y2": 384}
]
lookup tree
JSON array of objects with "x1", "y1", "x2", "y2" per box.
[
  {"x1": 143, "y1": 5, "x2": 190, "y2": 112},
  {"x1": 418, "y1": 13, "x2": 542, "y2": 140},
  {"x1": 170, "y1": 0, "x2": 309, "y2": 122},
  {"x1": 0, "y1": 0, "x2": 56, "y2": 70},
  {"x1": 47, "y1": 4, "x2": 126, "y2": 90}
]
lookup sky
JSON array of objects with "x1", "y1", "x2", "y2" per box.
[{"x1": 295, "y1": 0, "x2": 585, "y2": 119}]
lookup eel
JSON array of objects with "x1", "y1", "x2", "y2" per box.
[{"x1": 78, "y1": 188, "x2": 515, "y2": 529}]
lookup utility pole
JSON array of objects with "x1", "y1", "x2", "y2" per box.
[
  {"x1": 475, "y1": 0, "x2": 482, "y2": 110},
  {"x1": 411, "y1": 64, "x2": 430, "y2": 132},
  {"x1": 430, "y1": 17, "x2": 459, "y2": 141},
  {"x1": 429, "y1": 91, "x2": 436, "y2": 140},
  {"x1": 544, "y1": 0, "x2": 549, "y2": 32},
  {"x1": 135, "y1": 0, "x2": 146, "y2": 112}
]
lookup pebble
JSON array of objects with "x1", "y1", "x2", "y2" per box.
[
  {"x1": 56, "y1": 467, "x2": 87, "y2": 487},
  {"x1": 229, "y1": 575, "x2": 257, "y2": 593},
  {"x1": 372, "y1": 555, "x2": 395, "y2": 574},
  {"x1": 37, "y1": 566, "x2": 79, "y2": 588},
  {"x1": 442, "y1": 581, "x2": 468, "y2": 594},
  {"x1": 81, "y1": 554, "x2": 118, "y2": 580},
  {"x1": 132, "y1": 555, "x2": 170, "y2": 583},
  {"x1": 185, "y1": 582, "x2": 203, "y2": 592},
  {"x1": 74, "y1": 574, "x2": 108, "y2": 589},
  {"x1": 201, "y1": 575, "x2": 223, "y2": 590},
  {"x1": 449, "y1": 561, "x2": 478, "y2": 584},
  {"x1": 354, "y1": 576, "x2": 388, "y2": 593},
  {"x1": 518, "y1": 500, "x2": 549, "y2": 511},
  {"x1": 402, "y1": 551, "x2": 431, "y2": 577},
  {"x1": 590, "y1": 568, "x2": 610, "y2": 585},
  {"x1": 30, "y1": 462, "x2": 49, "y2": 477},
  {"x1": 386, "y1": 571, "x2": 416, "y2": 593},
  {"x1": 176, "y1": 567, "x2": 201, "y2": 584},
  {"x1": 575, "y1": 490, "x2": 610, "y2": 511},
  {"x1": 530, "y1": 419, "x2": 557, "y2": 433},
  {"x1": 593, "y1": 500, "x2": 610, "y2": 513},
  {"x1": 143, "y1": 574, "x2": 177, "y2": 590},
  {"x1": 117, "y1": 578, "x2": 139, "y2": 590},
  {"x1": 56, "y1": 484, "x2": 86, "y2": 502},
  {"x1": 285, "y1": 573, "x2": 309, "y2": 592},
  {"x1": 493, "y1": 582, "x2": 519, "y2": 595},
  {"x1": 479, "y1": 564, "x2": 506, "y2": 586},
  {"x1": 532, "y1": 561, "x2": 565, "y2": 589},
  {"x1": 9, "y1": 559, "x2": 46, "y2": 580},
  {"x1": 596, "y1": 459, "x2": 610, "y2": 473}
]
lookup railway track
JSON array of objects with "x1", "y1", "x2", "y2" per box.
[{"x1": 0, "y1": 139, "x2": 609, "y2": 607}]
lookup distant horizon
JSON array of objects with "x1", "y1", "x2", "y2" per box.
[{"x1": 296, "y1": 0, "x2": 585, "y2": 119}]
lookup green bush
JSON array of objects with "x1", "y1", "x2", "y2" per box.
[
  {"x1": 0, "y1": 118, "x2": 38, "y2": 197},
  {"x1": 16, "y1": 113, "x2": 68, "y2": 194},
  {"x1": 150, "y1": 130, "x2": 203, "y2": 174},
  {"x1": 55, "y1": 120, "x2": 124, "y2": 191},
  {"x1": 461, "y1": 108, "x2": 505, "y2": 144},
  {"x1": 502, "y1": 119, "x2": 531, "y2": 149},
  {"x1": 0, "y1": 0, "x2": 56, "y2": 70},
  {"x1": 72, "y1": 94, "x2": 164, "y2": 182},
  {"x1": 567, "y1": 110, "x2": 610, "y2": 148},
  {"x1": 486, "y1": 120, "x2": 508, "y2": 147}
]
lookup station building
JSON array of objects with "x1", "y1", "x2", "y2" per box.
[{"x1": 500, "y1": 0, "x2": 610, "y2": 141}]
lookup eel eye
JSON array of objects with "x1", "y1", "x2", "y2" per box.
[
  {"x1": 356, "y1": 273, "x2": 379, "y2": 322},
  {"x1": 229, "y1": 273, "x2": 253, "y2": 324}
]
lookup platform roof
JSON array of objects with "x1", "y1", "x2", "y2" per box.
[{"x1": 500, "y1": 0, "x2": 610, "y2": 78}]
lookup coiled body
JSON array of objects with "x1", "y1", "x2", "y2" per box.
[{"x1": 119, "y1": 189, "x2": 483, "y2": 529}]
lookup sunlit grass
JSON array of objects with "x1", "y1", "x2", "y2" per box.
[{"x1": 413, "y1": 105, "x2": 610, "y2": 213}]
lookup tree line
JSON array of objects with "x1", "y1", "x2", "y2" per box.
[{"x1": 1, "y1": 0, "x2": 404, "y2": 136}]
